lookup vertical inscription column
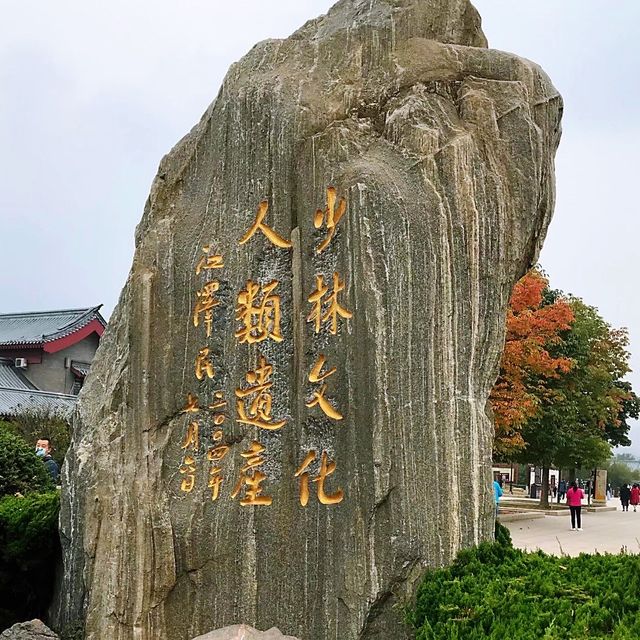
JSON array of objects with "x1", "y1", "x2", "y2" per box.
[
  {"x1": 233, "y1": 200, "x2": 292, "y2": 505},
  {"x1": 296, "y1": 186, "x2": 352, "y2": 506},
  {"x1": 178, "y1": 247, "x2": 231, "y2": 498}
]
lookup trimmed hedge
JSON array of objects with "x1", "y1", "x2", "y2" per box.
[
  {"x1": 408, "y1": 523, "x2": 640, "y2": 639},
  {"x1": 0, "y1": 427, "x2": 53, "y2": 497},
  {"x1": 0, "y1": 491, "x2": 60, "y2": 630}
]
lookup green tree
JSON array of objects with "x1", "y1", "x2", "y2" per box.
[
  {"x1": 605, "y1": 459, "x2": 638, "y2": 488},
  {"x1": 603, "y1": 381, "x2": 640, "y2": 448},
  {"x1": 0, "y1": 424, "x2": 53, "y2": 497},
  {"x1": 3, "y1": 410, "x2": 71, "y2": 466},
  {"x1": 516, "y1": 297, "x2": 634, "y2": 507},
  {"x1": 490, "y1": 269, "x2": 573, "y2": 458}
]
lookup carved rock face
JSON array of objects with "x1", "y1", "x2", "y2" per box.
[{"x1": 55, "y1": 1, "x2": 561, "y2": 639}]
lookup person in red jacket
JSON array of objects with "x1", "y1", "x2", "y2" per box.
[
  {"x1": 566, "y1": 481, "x2": 585, "y2": 531},
  {"x1": 631, "y1": 484, "x2": 640, "y2": 512}
]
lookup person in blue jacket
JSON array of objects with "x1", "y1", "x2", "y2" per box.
[
  {"x1": 35, "y1": 437, "x2": 60, "y2": 484},
  {"x1": 493, "y1": 477, "x2": 503, "y2": 518}
]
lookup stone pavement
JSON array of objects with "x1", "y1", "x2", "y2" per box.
[{"x1": 505, "y1": 499, "x2": 640, "y2": 556}]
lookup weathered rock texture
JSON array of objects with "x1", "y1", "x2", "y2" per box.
[
  {"x1": 190, "y1": 625, "x2": 298, "y2": 640},
  {"x1": 54, "y1": 0, "x2": 562, "y2": 638},
  {"x1": 1, "y1": 620, "x2": 58, "y2": 639}
]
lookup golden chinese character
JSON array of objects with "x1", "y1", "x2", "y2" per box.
[
  {"x1": 208, "y1": 391, "x2": 227, "y2": 411},
  {"x1": 179, "y1": 454, "x2": 196, "y2": 493},
  {"x1": 193, "y1": 281, "x2": 220, "y2": 337},
  {"x1": 235, "y1": 280, "x2": 283, "y2": 344},
  {"x1": 208, "y1": 466, "x2": 223, "y2": 501},
  {"x1": 207, "y1": 444, "x2": 230, "y2": 461},
  {"x1": 236, "y1": 355, "x2": 286, "y2": 431},
  {"x1": 207, "y1": 440, "x2": 230, "y2": 502},
  {"x1": 239, "y1": 200, "x2": 292, "y2": 249},
  {"x1": 195, "y1": 245, "x2": 224, "y2": 275},
  {"x1": 209, "y1": 392, "x2": 227, "y2": 426},
  {"x1": 231, "y1": 441, "x2": 272, "y2": 506},
  {"x1": 314, "y1": 186, "x2": 346, "y2": 254},
  {"x1": 182, "y1": 393, "x2": 200, "y2": 413},
  {"x1": 195, "y1": 347, "x2": 215, "y2": 380},
  {"x1": 309, "y1": 353, "x2": 337, "y2": 382},
  {"x1": 306, "y1": 354, "x2": 343, "y2": 421},
  {"x1": 307, "y1": 273, "x2": 353, "y2": 335},
  {"x1": 294, "y1": 450, "x2": 344, "y2": 506},
  {"x1": 181, "y1": 421, "x2": 199, "y2": 451}
]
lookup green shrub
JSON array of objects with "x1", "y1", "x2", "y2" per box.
[
  {"x1": 494, "y1": 520, "x2": 512, "y2": 547},
  {"x1": 0, "y1": 426, "x2": 53, "y2": 497},
  {"x1": 0, "y1": 491, "x2": 60, "y2": 630},
  {"x1": 408, "y1": 524, "x2": 640, "y2": 639}
]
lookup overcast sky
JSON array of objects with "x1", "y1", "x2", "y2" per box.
[{"x1": 1, "y1": 1, "x2": 639, "y2": 452}]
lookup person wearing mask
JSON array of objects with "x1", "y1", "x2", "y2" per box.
[
  {"x1": 493, "y1": 477, "x2": 503, "y2": 519},
  {"x1": 620, "y1": 484, "x2": 631, "y2": 512},
  {"x1": 631, "y1": 484, "x2": 640, "y2": 512},
  {"x1": 566, "y1": 481, "x2": 584, "y2": 531},
  {"x1": 35, "y1": 437, "x2": 59, "y2": 484}
]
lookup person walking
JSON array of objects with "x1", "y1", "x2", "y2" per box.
[
  {"x1": 620, "y1": 484, "x2": 631, "y2": 512},
  {"x1": 631, "y1": 484, "x2": 640, "y2": 512},
  {"x1": 557, "y1": 479, "x2": 567, "y2": 503},
  {"x1": 566, "y1": 481, "x2": 584, "y2": 531},
  {"x1": 493, "y1": 478, "x2": 503, "y2": 519}
]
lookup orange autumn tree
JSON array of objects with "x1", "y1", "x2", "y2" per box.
[{"x1": 491, "y1": 269, "x2": 574, "y2": 458}]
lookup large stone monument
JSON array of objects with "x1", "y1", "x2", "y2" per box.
[{"x1": 55, "y1": 0, "x2": 562, "y2": 638}]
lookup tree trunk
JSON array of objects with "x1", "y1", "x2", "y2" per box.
[{"x1": 540, "y1": 466, "x2": 550, "y2": 508}]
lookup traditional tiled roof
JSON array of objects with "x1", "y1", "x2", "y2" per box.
[
  {"x1": 70, "y1": 361, "x2": 91, "y2": 378},
  {"x1": 0, "y1": 387, "x2": 77, "y2": 418},
  {"x1": 0, "y1": 306, "x2": 106, "y2": 347},
  {"x1": 0, "y1": 359, "x2": 36, "y2": 390}
]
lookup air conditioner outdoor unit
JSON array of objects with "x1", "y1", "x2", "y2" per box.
[{"x1": 14, "y1": 358, "x2": 28, "y2": 369}]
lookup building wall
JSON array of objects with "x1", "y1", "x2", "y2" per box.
[
  {"x1": 492, "y1": 465, "x2": 515, "y2": 483},
  {"x1": 22, "y1": 333, "x2": 100, "y2": 394}
]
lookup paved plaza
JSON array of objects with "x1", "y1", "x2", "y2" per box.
[{"x1": 505, "y1": 499, "x2": 640, "y2": 556}]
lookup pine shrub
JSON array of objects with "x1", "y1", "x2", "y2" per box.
[
  {"x1": 0, "y1": 491, "x2": 60, "y2": 630},
  {"x1": 408, "y1": 522, "x2": 640, "y2": 639}
]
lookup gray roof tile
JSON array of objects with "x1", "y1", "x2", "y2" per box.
[
  {"x1": 0, "y1": 386, "x2": 77, "y2": 418},
  {"x1": 0, "y1": 361, "x2": 36, "y2": 390},
  {"x1": 0, "y1": 306, "x2": 106, "y2": 346},
  {"x1": 70, "y1": 361, "x2": 91, "y2": 378}
]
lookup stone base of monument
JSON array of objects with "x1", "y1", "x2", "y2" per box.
[
  {"x1": 0, "y1": 620, "x2": 58, "y2": 639},
  {"x1": 190, "y1": 625, "x2": 299, "y2": 640},
  {"x1": 498, "y1": 512, "x2": 546, "y2": 523}
]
